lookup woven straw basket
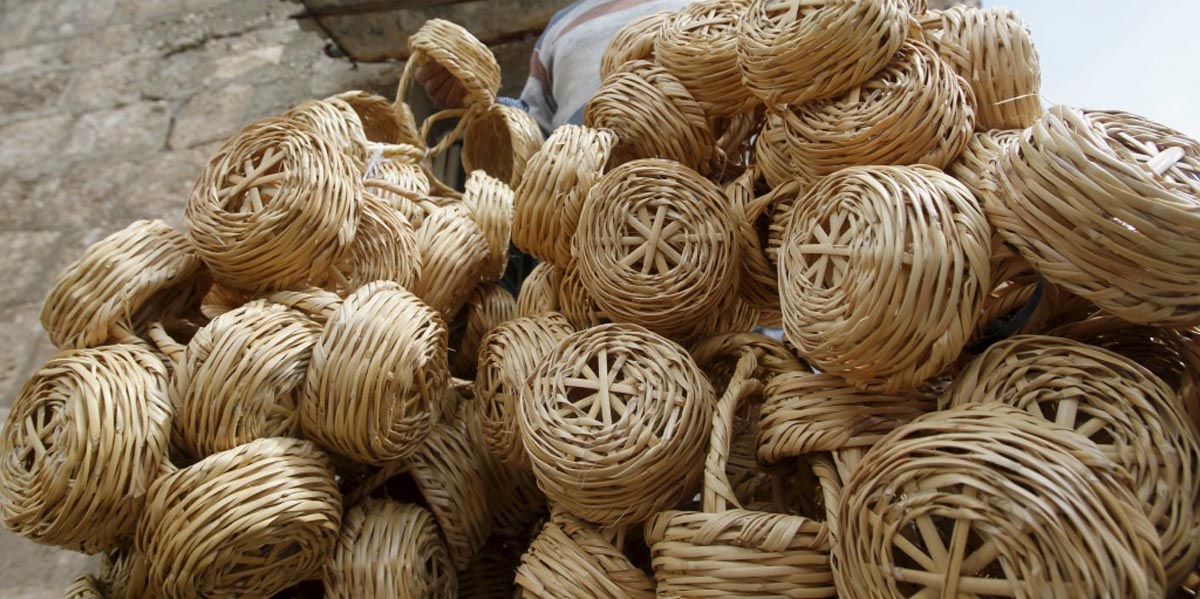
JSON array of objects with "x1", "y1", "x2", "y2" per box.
[
  {"x1": 516, "y1": 510, "x2": 655, "y2": 599},
  {"x1": 557, "y1": 261, "x2": 609, "y2": 329},
  {"x1": 462, "y1": 104, "x2": 544, "y2": 188},
  {"x1": 324, "y1": 194, "x2": 421, "y2": 295},
  {"x1": 755, "y1": 111, "x2": 793, "y2": 188},
  {"x1": 452, "y1": 282, "x2": 516, "y2": 377},
  {"x1": 515, "y1": 261, "x2": 562, "y2": 317},
  {"x1": 599, "y1": 9, "x2": 673, "y2": 80},
  {"x1": 689, "y1": 331, "x2": 806, "y2": 391},
  {"x1": 414, "y1": 204, "x2": 492, "y2": 319},
  {"x1": 948, "y1": 128, "x2": 1023, "y2": 201},
  {"x1": 284, "y1": 97, "x2": 371, "y2": 166},
  {"x1": 99, "y1": 545, "x2": 156, "y2": 599},
  {"x1": 462, "y1": 171, "x2": 515, "y2": 281},
  {"x1": 727, "y1": 169, "x2": 801, "y2": 313},
  {"x1": 332, "y1": 90, "x2": 421, "y2": 146},
  {"x1": 655, "y1": 0, "x2": 756, "y2": 117}
]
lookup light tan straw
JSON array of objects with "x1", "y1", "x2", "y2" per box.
[
  {"x1": 515, "y1": 510, "x2": 655, "y2": 599},
  {"x1": 599, "y1": 9, "x2": 674, "y2": 81},
  {"x1": 462, "y1": 170, "x2": 515, "y2": 281},
  {"x1": 453, "y1": 282, "x2": 516, "y2": 377},
  {"x1": 63, "y1": 576, "x2": 104, "y2": 599},
  {"x1": 557, "y1": 261, "x2": 608, "y2": 329},
  {"x1": 325, "y1": 193, "x2": 422, "y2": 295},
  {"x1": 515, "y1": 261, "x2": 562, "y2": 317},
  {"x1": 947, "y1": 129, "x2": 1022, "y2": 201},
  {"x1": 332, "y1": 90, "x2": 420, "y2": 146},
  {"x1": 463, "y1": 104, "x2": 545, "y2": 188},
  {"x1": 755, "y1": 111, "x2": 793, "y2": 188},
  {"x1": 727, "y1": 170, "x2": 801, "y2": 312},
  {"x1": 362, "y1": 144, "x2": 434, "y2": 228},
  {"x1": 656, "y1": 0, "x2": 756, "y2": 117},
  {"x1": 414, "y1": 203, "x2": 492, "y2": 319},
  {"x1": 99, "y1": 545, "x2": 156, "y2": 599},
  {"x1": 689, "y1": 331, "x2": 806, "y2": 391},
  {"x1": 285, "y1": 97, "x2": 370, "y2": 166}
]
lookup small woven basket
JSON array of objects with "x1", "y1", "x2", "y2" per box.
[
  {"x1": 736, "y1": 0, "x2": 909, "y2": 106},
  {"x1": 41, "y1": 220, "x2": 204, "y2": 349},
  {"x1": 0, "y1": 345, "x2": 170, "y2": 553},
  {"x1": 300, "y1": 282, "x2": 449, "y2": 464},
  {"x1": 414, "y1": 204, "x2": 492, "y2": 319},
  {"x1": 519, "y1": 323, "x2": 714, "y2": 526},
  {"x1": 462, "y1": 171, "x2": 515, "y2": 281},
  {"x1": 515, "y1": 261, "x2": 562, "y2": 317},
  {"x1": 990, "y1": 106, "x2": 1200, "y2": 325},
  {"x1": 462, "y1": 104, "x2": 544, "y2": 188},
  {"x1": 948, "y1": 129, "x2": 1023, "y2": 201},
  {"x1": 557, "y1": 261, "x2": 608, "y2": 329},
  {"x1": 453, "y1": 282, "x2": 517, "y2": 377},
  {"x1": 942, "y1": 335, "x2": 1200, "y2": 588},
  {"x1": 516, "y1": 510, "x2": 655, "y2": 599},
  {"x1": 779, "y1": 165, "x2": 991, "y2": 392},
  {"x1": 836, "y1": 403, "x2": 1166, "y2": 598},
  {"x1": 655, "y1": 0, "x2": 756, "y2": 117},
  {"x1": 573, "y1": 159, "x2": 740, "y2": 340},
  {"x1": 325, "y1": 193, "x2": 422, "y2": 294},
  {"x1": 599, "y1": 9, "x2": 674, "y2": 80},
  {"x1": 728, "y1": 170, "x2": 801, "y2": 312},
  {"x1": 136, "y1": 438, "x2": 342, "y2": 599},
  {"x1": 323, "y1": 498, "x2": 456, "y2": 599},
  {"x1": 332, "y1": 90, "x2": 421, "y2": 146},
  {"x1": 285, "y1": 97, "x2": 370, "y2": 166},
  {"x1": 362, "y1": 144, "x2": 434, "y2": 227}
]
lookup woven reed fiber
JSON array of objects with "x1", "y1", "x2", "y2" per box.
[
  {"x1": 681, "y1": 285, "x2": 763, "y2": 342},
  {"x1": 63, "y1": 576, "x2": 104, "y2": 599},
  {"x1": 41, "y1": 220, "x2": 203, "y2": 349},
  {"x1": 512, "y1": 125, "x2": 617, "y2": 267},
  {"x1": 301, "y1": 282, "x2": 448, "y2": 464},
  {"x1": 363, "y1": 155, "x2": 435, "y2": 229},
  {"x1": 323, "y1": 498, "x2": 456, "y2": 599},
  {"x1": 453, "y1": 283, "x2": 516, "y2": 377},
  {"x1": 462, "y1": 170, "x2": 515, "y2": 280},
  {"x1": 779, "y1": 165, "x2": 991, "y2": 392},
  {"x1": 784, "y1": 41, "x2": 976, "y2": 187},
  {"x1": 199, "y1": 283, "x2": 252, "y2": 320},
  {"x1": 755, "y1": 111, "x2": 793, "y2": 188},
  {"x1": 574, "y1": 159, "x2": 740, "y2": 339},
  {"x1": 689, "y1": 331, "x2": 806, "y2": 391},
  {"x1": 414, "y1": 203, "x2": 492, "y2": 319},
  {"x1": 100, "y1": 546, "x2": 156, "y2": 599},
  {"x1": 519, "y1": 323, "x2": 714, "y2": 525},
  {"x1": 332, "y1": 90, "x2": 418, "y2": 146},
  {"x1": 186, "y1": 117, "x2": 360, "y2": 291},
  {"x1": 480, "y1": 450, "x2": 547, "y2": 538},
  {"x1": 948, "y1": 129, "x2": 1022, "y2": 201},
  {"x1": 285, "y1": 97, "x2": 370, "y2": 165},
  {"x1": 137, "y1": 438, "x2": 342, "y2": 599},
  {"x1": 942, "y1": 335, "x2": 1200, "y2": 588},
  {"x1": 516, "y1": 261, "x2": 562, "y2": 317},
  {"x1": 656, "y1": 0, "x2": 756, "y2": 117},
  {"x1": 264, "y1": 286, "x2": 344, "y2": 325},
  {"x1": 990, "y1": 106, "x2": 1200, "y2": 325},
  {"x1": 0, "y1": 345, "x2": 170, "y2": 553},
  {"x1": 167, "y1": 299, "x2": 321, "y2": 459},
  {"x1": 404, "y1": 19, "x2": 501, "y2": 108},
  {"x1": 557, "y1": 261, "x2": 608, "y2": 329},
  {"x1": 921, "y1": 6, "x2": 1042, "y2": 130},
  {"x1": 515, "y1": 510, "x2": 655, "y2": 599},
  {"x1": 325, "y1": 194, "x2": 421, "y2": 295},
  {"x1": 599, "y1": 9, "x2": 674, "y2": 80},
  {"x1": 585, "y1": 60, "x2": 720, "y2": 175},
  {"x1": 462, "y1": 104, "x2": 544, "y2": 187},
  {"x1": 729, "y1": 171, "x2": 802, "y2": 312},
  {"x1": 837, "y1": 403, "x2": 1166, "y2": 598},
  {"x1": 736, "y1": 0, "x2": 909, "y2": 106},
  {"x1": 645, "y1": 351, "x2": 837, "y2": 599},
  {"x1": 476, "y1": 312, "x2": 574, "y2": 466},
  {"x1": 457, "y1": 540, "x2": 526, "y2": 599},
  {"x1": 714, "y1": 109, "x2": 762, "y2": 172}
]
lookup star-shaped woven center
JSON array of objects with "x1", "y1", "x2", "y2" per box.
[
  {"x1": 619, "y1": 204, "x2": 685, "y2": 275},
  {"x1": 219, "y1": 146, "x2": 286, "y2": 213},
  {"x1": 17, "y1": 401, "x2": 64, "y2": 472},
  {"x1": 794, "y1": 211, "x2": 859, "y2": 289},
  {"x1": 560, "y1": 349, "x2": 640, "y2": 427},
  {"x1": 767, "y1": 0, "x2": 825, "y2": 24}
]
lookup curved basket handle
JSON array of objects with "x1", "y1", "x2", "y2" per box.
[
  {"x1": 702, "y1": 350, "x2": 764, "y2": 513},
  {"x1": 393, "y1": 54, "x2": 423, "y2": 121},
  {"x1": 421, "y1": 104, "x2": 488, "y2": 159},
  {"x1": 145, "y1": 321, "x2": 185, "y2": 365},
  {"x1": 809, "y1": 453, "x2": 842, "y2": 540}
]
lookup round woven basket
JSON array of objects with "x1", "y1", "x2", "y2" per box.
[
  {"x1": 285, "y1": 97, "x2": 370, "y2": 165},
  {"x1": 516, "y1": 261, "x2": 562, "y2": 317},
  {"x1": 836, "y1": 403, "x2": 1166, "y2": 598},
  {"x1": 948, "y1": 129, "x2": 1022, "y2": 201},
  {"x1": 453, "y1": 282, "x2": 516, "y2": 377},
  {"x1": 600, "y1": 9, "x2": 674, "y2": 80},
  {"x1": 325, "y1": 193, "x2": 422, "y2": 295},
  {"x1": 63, "y1": 576, "x2": 104, "y2": 599},
  {"x1": 512, "y1": 125, "x2": 617, "y2": 267},
  {"x1": 783, "y1": 40, "x2": 976, "y2": 187},
  {"x1": 519, "y1": 323, "x2": 714, "y2": 525},
  {"x1": 584, "y1": 60, "x2": 720, "y2": 175},
  {"x1": 300, "y1": 282, "x2": 449, "y2": 464},
  {"x1": 942, "y1": 335, "x2": 1200, "y2": 588},
  {"x1": 186, "y1": 117, "x2": 360, "y2": 291},
  {"x1": 41, "y1": 220, "x2": 204, "y2": 349},
  {"x1": 0, "y1": 345, "x2": 170, "y2": 553},
  {"x1": 656, "y1": 0, "x2": 756, "y2": 117},
  {"x1": 323, "y1": 498, "x2": 456, "y2": 599},
  {"x1": 414, "y1": 204, "x2": 492, "y2": 319},
  {"x1": 462, "y1": 104, "x2": 544, "y2": 188},
  {"x1": 557, "y1": 261, "x2": 608, "y2": 329},
  {"x1": 100, "y1": 545, "x2": 156, "y2": 599},
  {"x1": 515, "y1": 510, "x2": 655, "y2": 599},
  {"x1": 573, "y1": 159, "x2": 739, "y2": 340},
  {"x1": 165, "y1": 299, "x2": 320, "y2": 459},
  {"x1": 402, "y1": 19, "x2": 501, "y2": 108},
  {"x1": 332, "y1": 90, "x2": 420, "y2": 146},
  {"x1": 476, "y1": 312, "x2": 574, "y2": 466},
  {"x1": 136, "y1": 437, "x2": 342, "y2": 599},
  {"x1": 990, "y1": 106, "x2": 1200, "y2": 325},
  {"x1": 736, "y1": 0, "x2": 909, "y2": 106},
  {"x1": 462, "y1": 171, "x2": 515, "y2": 281},
  {"x1": 921, "y1": 6, "x2": 1042, "y2": 130},
  {"x1": 779, "y1": 165, "x2": 991, "y2": 392}
]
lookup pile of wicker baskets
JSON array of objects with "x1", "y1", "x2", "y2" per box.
[{"x1": 4, "y1": 2, "x2": 1200, "y2": 598}]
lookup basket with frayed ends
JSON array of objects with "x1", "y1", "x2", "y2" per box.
[
  {"x1": 655, "y1": 0, "x2": 756, "y2": 117},
  {"x1": 736, "y1": 0, "x2": 910, "y2": 106},
  {"x1": 947, "y1": 128, "x2": 1022, "y2": 200},
  {"x1": 783, "y1": 41, "x2": 976, "y2": 187},
  {"x1": 323, "y1": 499, "x2": 456, "y2": 599},
  {"x1": 779, "y1": 165, "x2": 991, "y2": 393},
  {"x1": 40, "y1": 219, "x2": 205, "y2": 349},
  {"x1": 942, "y1": 335, "x2": 1200, "y2": 588},
  {"x1": 516, "y1": 261, "x2": 562, "y2": 317},
  {"x1": 516, "y1": 510, "x2": 655, "y2": 599},
  {"x1": 921, "y1": 6, "x2": 1042, "y2": 130},
  {"x1": 836, "y1": 403, "x2": 1166, "y2": 599},
  {"x1": 300, "y1": 282, "x2": 449, "y2": 464},
  {"x1": 573, "y1": 159, "x2": 740, "y2": 339},
  {"x1": 136, "y1": 438, "x2": 342, "y2": 599},
  {"x1": 332, "y1": 90, "x2": 421, "y2": 146},
  {"x1": 463, "y1": 104, "x2": 544, "y2": 188},
  {"x1": 285, "y1": 97, "x2": 370, "y2": 165},
  {"x1": 990, "y1": 106, "x2": 1200, "y2": 325},
  {"x1": 63, "y1": 576, "x2": 104, "y2": 599},
  {"x1": 186, "y1": 117, "x2": 360, "y2": 291},
  {"x1": 324, "y1": 194, "x2": 422, "y2": 295},
  {"x1": 414, "y1": 203, "x2": 492, "y2": 319},
  {"x1": 557, "y1": 261, "x2": 608, "y2": 329},
  {"x1": 512, "y1": 125, "x2": 617, "y2": 267},
  {"x1": 453, "y1": 282, "x2": 516, "y2": 377},
  {"x1": 475, "y1": 312, "x2": 574, "y2": 466},
  {"x1": 462, "y1": 171, "x2": 515, "y2": 281},
  {"x1": 0, "y1": 345, "x2": 170, "y2": 553},
  {"x1": 599, "y1": 9, "x2": 674, "y2": 80},
  {"x1": 585, "y1": 60, "x2": 721, "y2": 175},
  {"x1": 645, "y1": 350, "x2": 839, "y2": 599}
]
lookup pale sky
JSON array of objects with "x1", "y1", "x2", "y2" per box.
[{"x1": 1000, "y1": 0, "x2": 1200, "y2": 137}]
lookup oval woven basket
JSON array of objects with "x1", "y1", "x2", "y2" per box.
[
  {"x1": 414, "y1": 204, "x2": 492, "y2": 319},
  {"x1": 453, "y1": 282, "x2": 516, "y2": 377},
  {"x1": 332, "y1": 90, "x2": 420, "y2": 146},
  {"x1": 0, "y1": 345, "x2": 170, "y2": 553},
  {"x1": 136, "y1": 437, "x2": 342, "y2": 599},
  {"x1": 990, "y1": 106, "x2": 1200, "y2": 325},
  {"x1": 285, "y1": 97, "x2": 370, "y2": 166},
  {"x1": 300, "y1": 281, "x2": 449, "y2": 464},
  {"x1": 462, "y1": 171, "x2": 515, "y2": 281},
  {"x1": 921, "y1": 6, "x2": 1042, "y2": 130},
  {"x1": 325, "y1": 193, "x2": 422, "y2": 295},
  {"x1": 836, "y1": 403, "x2": 1166, "y2": 599},
  {"x1": 323, "y1": 498, "x2": 456, "y2": 599},
  {"x1": 515, "y1": 261, "x2": 562, "y2": 317},
  {"x1": 557, "y1": 261, "x2": 608, "y2": 329},
  {"x1": 41, "y1": 220, "x2": 204, "y2": 349},
  {"x1": 512, "y1": 125, "x2": 617, "y2": 267},
  {"x1": 519, "y1": 323, "x2": 714, "y2": 526},
  {"x1": 462, "y1": 104, "x2": 544, "y2": 188},
  {"x1": 476, "y1": 312, "x2": 574, "y2": 466},
  {"x1": 783, "y1": 40, "x2": 976, "y2": 187},
  {"x1": 515, "y1": 510, "x2": 655, "y2": 599},
  {"x1": 942, "y1": 335, "x2": 1200, "y2": 588},
  {"x1": 779, "y1": 165, "x2": 991, "y2": 392},
  {"x1": 573, "y1": 159, "x2": 740, "y2": 340},
  {"x1": 185, "y1": 117, "x2": 360, "y2": 291},
  {"x1": 599, "y1": 9, "x2": 674, "y2": 80},
  {"x1": 656, "y1": 0, "x2": 756, "y2": 117},
  {"x1": 736, "y1": 0, "x2": 909, "y2": 106}
]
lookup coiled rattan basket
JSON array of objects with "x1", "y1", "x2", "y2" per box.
[
  {"x1": 599, "y1": 9, "x2": 673, "y2": 80},
  {"x1": 655, "y1": 0, "x2": 756, "y2": 117},
  {"x1": 462, "y1": 171, "x2": 515, "y2": 281},
  {"x1": 453, "y1": 282, "x2": 516, "y2": 377},
  {"x1": 515, "y1": 510, "x2": 655, "y2": 599},
  {"x1": 0, "y1": 345, "x2": 170, "y2": 553},
  {"x1": 462, "y1": 104, "x2": 544, "y2": 188},
  {"x1": 413, "y1": 203, "x2": 492, "y2": 319}
]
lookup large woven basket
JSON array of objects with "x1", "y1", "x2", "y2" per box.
[
  {"x1": 453, "y1": 282, "x2": 516, "y2": 377},
  {"x1": 413, "y1": 203, "x2": 492, "y2": 319},
  {"x1": 516, "y1": 510, "x2": 655, "y2": 599},
  {"x1": 599, "y1": 9, "x2": 674, "y2": 80},
  {"x1": 655, "y1": 0, "x2": 756, "y2": 117},
  {"x1": 462, "y1": 170, "x2": 516, "y2": 281},
  {"x1": 515, "y1": 261, "x2": 562, "y2": 317},
  {"x1": 462, "y1": 104, "x2": 544, "y2": 188}
]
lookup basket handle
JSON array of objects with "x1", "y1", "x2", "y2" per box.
[
  {"x1": 702, "y1": 350, "x2": 764, "y2": 513},
  {"x1": 145, "y1": 321, "x2": 185, "y2": 365}
]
